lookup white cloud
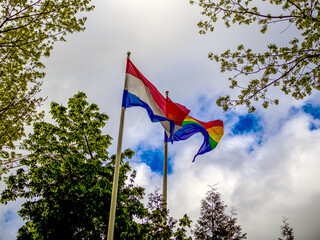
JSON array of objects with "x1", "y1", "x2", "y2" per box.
[
  {"x1": 2, "y1": 0, "x2": 320, "y2": 239},
  {"x1": 156, "y1": 112, "x2": 320, "y2": 240}
]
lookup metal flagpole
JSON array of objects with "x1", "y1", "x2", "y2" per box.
[
  {"x1": 107, "y1": 51, "x2": 131, "y2": 240},
  {"x1": 163, "y1": 91, "x2": 169, "y2": 205},
  {"x1": 162, "y1": 90, "x2": 169, "y2": 238}
]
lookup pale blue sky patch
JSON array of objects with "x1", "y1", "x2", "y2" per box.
[
  {"x1": 133, "y1": 145, "x2": 172, "y2": 175},
  {"x1": 232, "y1": 114, "x2": 263, "y2": 135},
  {"x1": 285, "y1": 102, "x2": 320, "y2": 130},
  {"x1": 195, "y1": 94, "x2": 215, "y2": 116},
  {"x1": 303, "y1": 103, "x2": 320, "y2": 119},
  {"x1": 2, "y1": 210, "x2": 15, "y2": 224},
  {"x1": 223, "y1": 112, "x2": 264, "y2": 154},
  {"x1": 302, "y1": 103, "x2": 320, "y2": 130},
  {"x1": 309, "y1": 122, "x2": 320, "y2": 131},
  {"x1": 193, "y1": 94, "x2": 225, "y2": 119}
]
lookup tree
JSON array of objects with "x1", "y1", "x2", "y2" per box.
[
  {"x1": 141, "y1": 188, "x2": 192, "y2": 240},
  {"x1": 278, "y1": 217, "x2": 295, "y2": 240},
  {"x1": 193, "y1": 186, "x2": 246, "y2": 240},
  {"x1": 174, "y1": 214, "x2": 193, "y2": 240},
  {"x1": 190, "y1": 0, "x2": 320, "y2": 112},
  {"x1": 0, "y1": 92, "x2": 146, "y2": 239},
  {"x1": 0, "y1": 0, "x2": 94, "y2": 159}
]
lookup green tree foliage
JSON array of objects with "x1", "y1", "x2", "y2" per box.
[
  {"x1": 174, "y1": 214, "x2": 193, "y2": 240},
  {"x1": 0, "y1": 0, "x2": 94, "y2": 159},
  {"x1": 142, "y1": 188, "x2": 192, "y2": 240},
  {"x1": 193, "y1": 186, "x2": 246, "y2": 240},
  {"x1": 142, "y1": 188, "x2": 177, "y2": 239},
  {"x1": 278, "y1": 217, "x2": 295, "y2": 240},
  {"x1": 0, "y1": 92, "x2": 146, "y2": 239},
  {"x1": 190, "y1": 0, "x2": 320, "y2": 112}
]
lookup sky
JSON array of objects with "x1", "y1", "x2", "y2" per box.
[{"x1": 1, "y1": 0, "x2": 320, "y2": 239}]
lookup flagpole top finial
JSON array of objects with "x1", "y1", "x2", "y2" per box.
[
  {"x1": 127, "y1": 51, "x2": 131, "y2": 58},
  {"x1": 165, "y1": 91, "x2": 169, "y2": 97}
]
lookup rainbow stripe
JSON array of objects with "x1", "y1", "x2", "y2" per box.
[{"x1": 167, "y1": 115, "x2": 224, "y2": 162}]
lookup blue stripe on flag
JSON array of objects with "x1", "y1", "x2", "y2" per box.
[
  {"x1": 122, "y1": 90, "x2": 175, "y2": 140},
  {"x1": 165, "y1": 123, "x2": 211, "y2": 161}
]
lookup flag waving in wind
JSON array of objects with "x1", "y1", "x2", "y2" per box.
[
  {"x1": 122, "y1": 58, "x2": 190, "y2": 140},
  {"x1": 166, "y1": 115, "x2": 224, "y2": 162}
]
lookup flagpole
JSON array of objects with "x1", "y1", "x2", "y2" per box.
[
  {"x1": 107, "y1": 51, "x2": 131, "y2": 240},
  {"x1": 163, "y1": 91, "x2": 169, "y2": 205}
]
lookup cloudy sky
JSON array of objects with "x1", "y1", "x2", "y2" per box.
[{"x1": 1, "y1": 0, "x2": 320, "y2": 239}]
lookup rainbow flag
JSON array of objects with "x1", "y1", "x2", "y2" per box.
[{"x1": 166, "y1": 115, "x2": 224, "y2": 162}]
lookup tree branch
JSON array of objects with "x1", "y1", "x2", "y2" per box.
[
  {"x1": 287, "y1": 0, "x2": 303, "y2": 13},
  {"x1": 244, "y1": 53, "x2": 320, "y2": 101},
  {"x1": 84, "y1": 135, "x2": 94, "y2": 159},
  {"x1": 198, "y1": 1, "x2": 297, "y2": 20}
]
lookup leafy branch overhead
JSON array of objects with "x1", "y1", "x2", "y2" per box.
[
  {"x1": 191, "y1": 0, "x2": 320, "y2": 112},
  {"x1": 0, "y1": 0, "x2": 94, "y2": 158}
]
